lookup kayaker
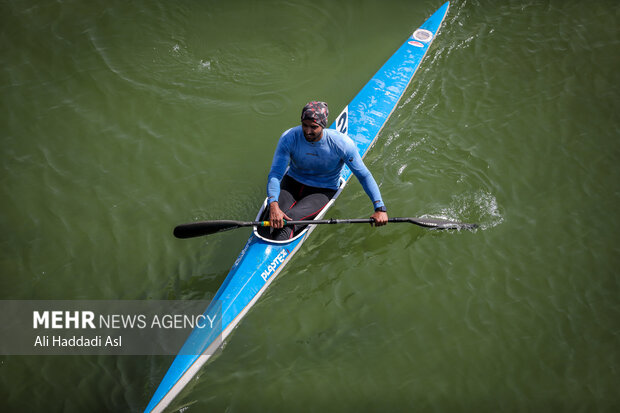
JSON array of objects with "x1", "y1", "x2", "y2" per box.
[{"x1": 267, "y1": 101, "x2": 388, "y2": 240}]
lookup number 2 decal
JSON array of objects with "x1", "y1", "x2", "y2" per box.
[{"x1": 335, "y1": 106, "x2": 348, "y2": 134}]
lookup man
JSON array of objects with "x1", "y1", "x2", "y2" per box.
[{"x1": 266, "y1": 101, "x2": 388, "y2": 240}]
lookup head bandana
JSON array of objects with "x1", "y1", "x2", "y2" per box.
[{"x1": 301, "y1": 101, "x2": 329, "y2": 128}]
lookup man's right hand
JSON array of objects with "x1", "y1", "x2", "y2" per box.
[{"x1": 269, "y1": 202, "x2": 292, "y2": 229}]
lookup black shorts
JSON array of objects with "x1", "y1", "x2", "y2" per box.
[{"x1": 268, "y1": 175, "x2": 337, "y2": 240}]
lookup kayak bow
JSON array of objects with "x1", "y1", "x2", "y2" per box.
[{"x1": 146, "y1": 3, "x2": 450, "y2": 411}]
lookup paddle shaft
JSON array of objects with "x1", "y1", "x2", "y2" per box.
[{"x1": 260, "y1": 218, "x2": 420, "y2": 226}]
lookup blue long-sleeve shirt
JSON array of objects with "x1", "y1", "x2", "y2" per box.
[{"x1": 267, "y1": 126, "x2": 385, "y2": 210}]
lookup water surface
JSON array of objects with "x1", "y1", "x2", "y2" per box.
[{"x1": 1, "y1": 0, "x2": 619, "y2": 411}]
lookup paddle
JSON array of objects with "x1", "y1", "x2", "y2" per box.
[{"x1": 173, "y1": 217, "x2": 477, "y2": 239}]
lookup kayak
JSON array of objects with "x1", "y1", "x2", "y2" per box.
[{"x1": 145, "y1": 3, "x2": 450, "y2": 411}]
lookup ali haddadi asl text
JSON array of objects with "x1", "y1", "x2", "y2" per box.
[{"x1": 34, "y1": 335, "x2": 121, "y2": 348}]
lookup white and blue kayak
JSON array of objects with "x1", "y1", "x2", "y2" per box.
[{"x1": 146, "y1": 3, "x2": 450, "y2": 411}]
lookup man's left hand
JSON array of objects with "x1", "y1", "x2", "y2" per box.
[{"x1": 370, "y1": 211, "x2": 388, "y2": 227}]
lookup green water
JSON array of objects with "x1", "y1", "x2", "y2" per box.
[{"x1": 1, "y1": 0, "x2": 619, "y2": 411}]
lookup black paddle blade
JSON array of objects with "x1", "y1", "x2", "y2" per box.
[
  {"x1": 173, "y1": 220, "x2": 248, "y2": 239},
  {"x1": 408, "y1": 217, "x2": 478, "y2": 230}
]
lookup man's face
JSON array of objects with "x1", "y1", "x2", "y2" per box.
[{"x1": 302, "y1": 119, "x2": 323, "y2": 142}]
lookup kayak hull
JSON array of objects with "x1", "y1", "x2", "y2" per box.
[{"x1": 145, "y1": 3, "x2": 450, "y2": 411}]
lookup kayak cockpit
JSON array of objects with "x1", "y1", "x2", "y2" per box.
[{"x1": 253, "y1": 177, "x2": 346, "y2": 244}]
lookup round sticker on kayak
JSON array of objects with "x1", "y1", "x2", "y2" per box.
[
  {"x1": 412, "y1": 28, "x2": 433, "y2": 42},
  {"x1": 408, "y1": 40, "x2": 424, "y2": 48}
]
